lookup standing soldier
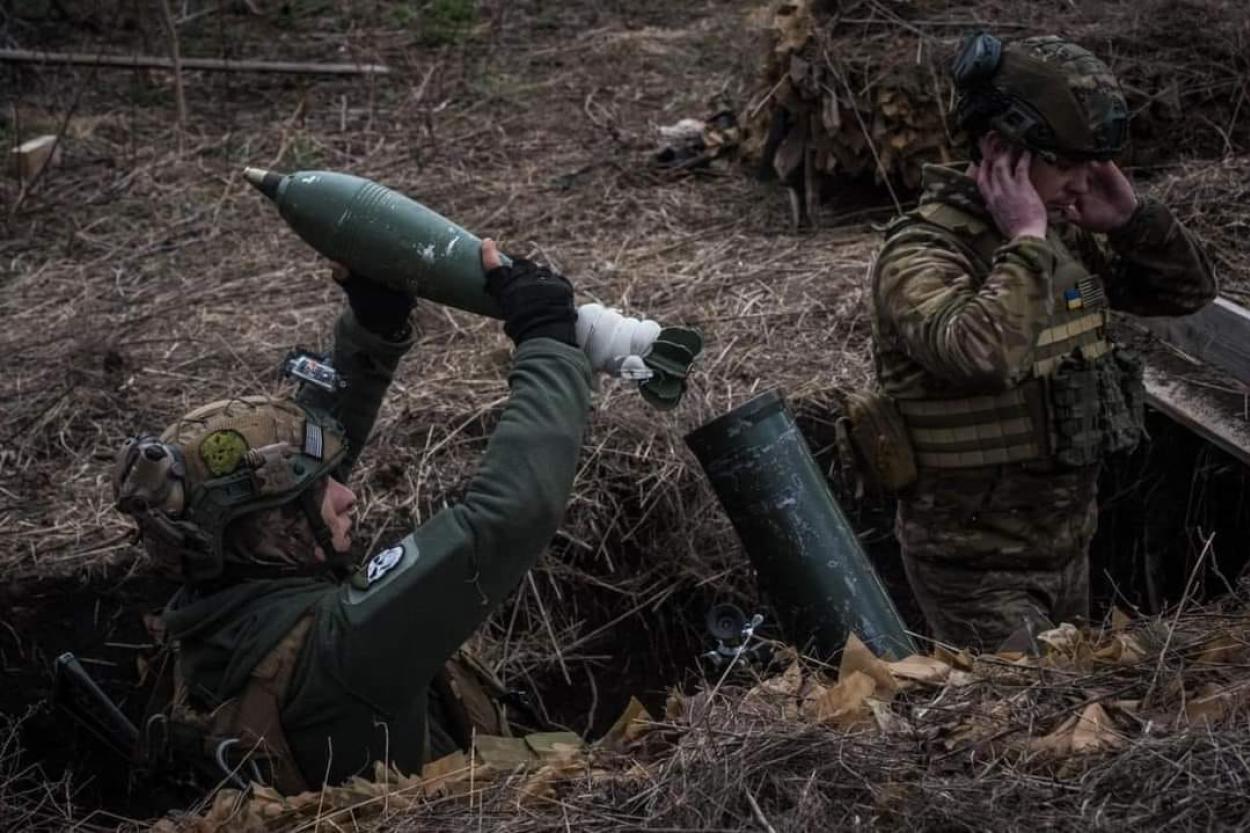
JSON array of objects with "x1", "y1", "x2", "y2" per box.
[
  {"x1": 867, "y1": 34, "x2": 1215, "y2": 650},
  {"x1": 112, "y1": 240, "x2": 591, "y2": 790}
]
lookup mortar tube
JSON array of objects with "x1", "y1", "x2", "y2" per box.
[{"x1": 685, "y1": 390, "x2": 916, "y2": 660}]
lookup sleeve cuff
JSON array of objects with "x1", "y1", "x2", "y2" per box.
[
  {"x1": 1107, "y1": 196, "x2": 1172, "y2": 249},
  {"x1": 338, "y1": 307, "x2": 415, "y2": 361},
  {"x1": 513, "y1": 337, "x2": 593, "y2": 379}
]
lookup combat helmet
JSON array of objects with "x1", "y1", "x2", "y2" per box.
[
  {"x1": 113, "y1": 397, "x2": 347, "y2": 584},
  {"x1": 952, "y1": 33, "x2": 1129, "y2": 161}
]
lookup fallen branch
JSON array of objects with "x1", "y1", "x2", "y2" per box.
[
  {"x1": 0, "y1": 48, "x2": 390, "y2": 76},
  {"x1": 157, "y1": 0, "x2": 188, "y2": 153}
]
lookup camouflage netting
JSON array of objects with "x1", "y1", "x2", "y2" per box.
[{"x1": 744, "y1": 0, "x2": 1250, "y2": 221}]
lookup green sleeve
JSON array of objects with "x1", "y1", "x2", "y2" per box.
[
  {"x1": 296, "y1": 307, "x2": 414, "y2": 478},
  {"x1": 1066, "y1": 197, "x2": 1217, "y2": 317},
  {"x1": 312, "y1": 337, "x2": 591, "y2": 720},
  {"x1": 873, "y1": 228, "x2": 1057, "y2": 390}
]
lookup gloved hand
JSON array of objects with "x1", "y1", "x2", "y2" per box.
[
  {"x1": 331, "y1": 263, "x2": 415, "y2": 341},
  {"x1": 482, "y1": 239, "x2": 577, "y2": 347}
]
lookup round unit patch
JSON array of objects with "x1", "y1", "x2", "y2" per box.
[
  {"x1": 365, "y1": 546, "x2": 404, "y2": 585},
  {"x1": 200, "y1": 430, "x2": 249, "y2": 476}
]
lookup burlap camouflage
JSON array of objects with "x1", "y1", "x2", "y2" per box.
[{"x1": 871, "y1": 164, "x2": 1215, "y2": 650}]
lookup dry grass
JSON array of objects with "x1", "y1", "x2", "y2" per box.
[
  {"x1": 0, "y1": 712, "x2": 94, "y2": 832},
  {"x1": 0, "y1": 0, "x2": 877, "y2": 790},
  {"x1": 150, "y1": 592, "x2": 1250, "y2": 832},
  {"x1": 1148, "y1": 157, "x2": 1250, "y2": 303},
  {"x1": 2, "y1": 0, "x2": 1250, "y2": 830},
  {"x1": 0, "y1": 0, "x2": 873, "y2": 582}
]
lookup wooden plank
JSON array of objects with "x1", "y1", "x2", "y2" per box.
[
  {"x1": 1141, "y1": 297, "x2": 1250, "y2": 387},
  {"x1": 0, "y1": 48, "x2": 390, "y2": 76},
  {"x1": 8, "y1": 135, "x2": 61, "y2": 180},
  {"x1": 1144, "y1": 368, "x2": 1250, "y2": 466}
]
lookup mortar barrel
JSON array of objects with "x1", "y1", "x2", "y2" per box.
[{"x1": 685, "y1": 390, "x2": 915, "y2": 660}]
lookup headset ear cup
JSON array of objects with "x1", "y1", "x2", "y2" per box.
[{"x1": 952, "y1": 31, "x2": 1003, "y2": 88}]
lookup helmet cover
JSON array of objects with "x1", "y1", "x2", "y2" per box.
[
  {"x1": 953, "y1": 33, "x2": 1128, "y2": 161},
  {"x1": 113, "y1": 397, "x2": 346, "y2": 583}
]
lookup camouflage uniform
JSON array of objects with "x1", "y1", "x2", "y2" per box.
[{"x1": 872, "y1": 164, "x2": 1214, "y2": 650}]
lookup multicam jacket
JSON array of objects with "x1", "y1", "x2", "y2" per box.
[{"x1": 871, "y1": 164, "x2": 1214, "y2": 469}]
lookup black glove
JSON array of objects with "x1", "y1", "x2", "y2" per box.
[
  {"x1": 484, "y1": 257, "x2": 577, "y2": 347},
  {"x1": 336, "y1": 268, "x2": 415, "y2": 341}
]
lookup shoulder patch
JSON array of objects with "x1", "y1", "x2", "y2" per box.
[
  {"x1": 365, "y1": 546, "x2": 404, "y2": 585},
  {"x1": 345, "y1": 538, "x2": 422, "y2": 603}
]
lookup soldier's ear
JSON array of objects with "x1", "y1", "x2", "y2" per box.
[{"x1": 982, "y1": 130, "x2": 1019, "y2": 163}]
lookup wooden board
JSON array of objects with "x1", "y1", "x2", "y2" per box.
[
  {"x1": 1141, "y1": 298, "x2": 1250, "y2": 387},
  {"x1": 8, "y1": 134, "x2": 61, "y2": 180},
  {"x1": 1144, "y1": 367, "x2": 1250, "y2": 466},
  {"x1": 0, "y1": 48, "x2": 390, "y2": 76}
]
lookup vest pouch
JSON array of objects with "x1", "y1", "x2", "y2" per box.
[
  {"x1": 153, "y1": 616, "x2": 315, "y2": 795},
  {"x1": 1101, "y1": 346, "x2": 1146, "y2": 456},
  {"x1": 835, "y1": 389, "x2": 918, "y2": 493},
  {"x1": 1049, "y1": 356, "x2": 1102, "y2": 468},
  {"x1": 442, "y1": 650, "x2": 511, "y2": 739}
]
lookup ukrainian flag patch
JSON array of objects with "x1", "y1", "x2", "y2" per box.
[{"x1": 1064, "y1": 288, "x2": 1083, "y2": 310}]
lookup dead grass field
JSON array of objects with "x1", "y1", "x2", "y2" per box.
[{"x1": 4, "y1": 0, "x2": 1250, "y2": 830}]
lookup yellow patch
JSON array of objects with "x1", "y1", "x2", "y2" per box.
[{"x1": 200, "y1": 430, "x2": 249, "y2": 476}]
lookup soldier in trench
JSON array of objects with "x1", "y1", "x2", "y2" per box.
[
  {"x1": 111, "y1": 241, "x2": 591, "y2": 792},
  {"x1": 864, "y1": 34, "x2": 1216, "y2": 650}
]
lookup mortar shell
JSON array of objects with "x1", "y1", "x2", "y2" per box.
[{"x1": 245, "y1": 167, "x2": 504, "y2": 318}]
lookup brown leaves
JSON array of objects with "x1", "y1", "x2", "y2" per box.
[
  {"x1": 1034, "y1": 703, "x2": 1125, "y2": 757},
  {"x1": 770, "y1": 0, "x2": 815, "y2": 55},
  {"x1": 597, "y1": 696, "x2": 655, "y2": 752},
  {"x1": 886, "y1": 655, "x2": 955, "y2": 686},
  {"x1": 148, "y1": 732, "x2": 597, "y2": 832},
  {"x1": 732, "y1": 617, "x2": 1250, "y2": 769},
  {"x1": 154, "y1": 614, "x2": 1250, "y2": 832},
  {"x1": 802, "y1": 669, "x2": 877, "y2": 729},
  {"x1": 748, "y1": 2, "x2": 958, "y2": 197},
  {"x1": 838, "y1": 633, "x2": 900, "y2": 701}
]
